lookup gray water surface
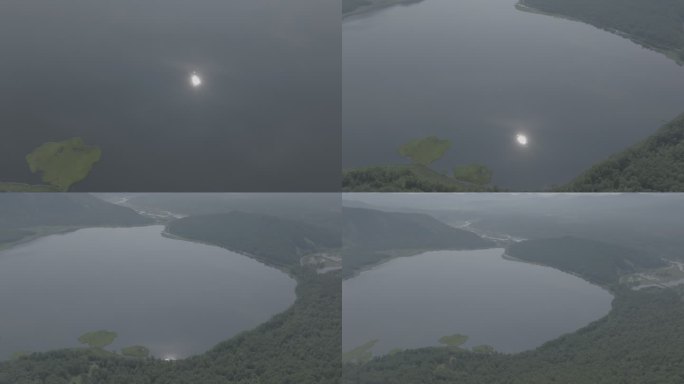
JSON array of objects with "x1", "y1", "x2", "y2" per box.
[
  {"x1": 343, "y1": 0, "x2": 684, "y2": 189},
  {"x1": 0, "y1": 225, "x2": 296, "y2": 360},
  {"x1": 343, "y1": 249, "x2": 613, "y2": 355},
  {"x1": 0, "y1": 0, "x2": 340, "y2": 191}
]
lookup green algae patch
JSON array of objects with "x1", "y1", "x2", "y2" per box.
[
  {"x1": 78, "y1": 330, "x2": 117, "y2": 348},
  {"x1": 439, "y1": 334, "x2": 468, "y2": 347},
  {"x1": 343, "y1": 339, "x2": 379, "y2": 364},
  {"x1": 121, "y1": 345, "x2": 150, "y2": 358},
  {"x1": 399, "y1": 136, "x2": 451, "y2": 166},
  {"x1": 26, "y1": 137, "x2": 101, "y2": 191}
]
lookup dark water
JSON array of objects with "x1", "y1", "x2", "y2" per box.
[
  {"x1": 0, "y1": 0, "x2": 340, "y2": 191},
  {"x1": 343, "y1": 0, "x2": 684, "y2": 189},
  {"x1": 0, "y1": 225, "x2": 296, "y2": 360},
  {"x1": 343, "y1": 249, "x2": 612, "y2": 355}
]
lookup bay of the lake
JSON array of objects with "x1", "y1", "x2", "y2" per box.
[{"x1": 0, "y1": 225, "x2": 296, "y2": 360}]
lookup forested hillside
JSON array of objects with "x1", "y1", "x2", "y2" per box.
[
  {"x1": 507, "y1": 237, "x2": 666, "y2": 286},
  {"x1": 343, "y1": 207, "x2": 494, "y2": 276},
  {"x1": 517, "y1": 0, "x2": 684, "y2": 191},
  {"x1": 561, "y1": 114, "x2": 684, "y2": 191},
  {"x1": 166, "y1": 211, "x2": 341, "y2": 268},
  {"x1": 519, "y1": 0, "x2": 684, "y2": 62},
  {"x1": 0, "y1": 194, "x2": 149, "y2": 229},
  {"x1": 343, "y1": 165, "x2": 492, "y2": 192}
]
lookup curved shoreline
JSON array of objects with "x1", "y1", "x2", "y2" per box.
[{"x1": 343, "y1": 0, "x2": 424, "y2": 20}]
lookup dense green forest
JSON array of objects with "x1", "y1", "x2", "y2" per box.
[
  {"x1": 0, "y1": 201, "x2": 341, "y2": 384},
  {"x1": 166, "y1": 211, "x2": 341, "y2": 269},
  {"x1": 343, "y1": 165, "x2": 493, "y2": 192},
  {"x1": 561, "y1": 114, "x2": 684, "y2": 191},
  {"x1": 343, "y1": 207, "x2": 494, "y2": 276},
  {"x1": 519, "y1": 0, "x2": 684, "y2": 62}
]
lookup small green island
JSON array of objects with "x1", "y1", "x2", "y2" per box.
[
  {"x1": 78, "y1": 330, "x2": 118, "y2": 349},
  {"x1": 0, "y1": 137, "x2": 101, "y2": 192},
  {"x1": 26, "y1": 137, "x2": 101, "y2": 191}
]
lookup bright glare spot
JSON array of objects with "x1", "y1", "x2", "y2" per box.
[
  {"x1": 190, "y1": 72, "x2": 202, "y2": 88},
  {"x1": 163, "y1": 355, "x2": 177, "y2": 361},
  {"x1": 516, "y1": 134, "x2": 528, "y2": 146}
]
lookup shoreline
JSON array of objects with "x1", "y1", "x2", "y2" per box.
[
  {"x1": 0, "y1": 223, "x2": 159, "y2": 252},
  {"x1": 343, "y1": 0, "x2": 424, "y2": 20},
  {"x1": 515, "y1": 1, "x2": 684, "y2": 66}
]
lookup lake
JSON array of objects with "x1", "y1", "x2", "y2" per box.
[
  {"x1": 0, "y1": 0, "x2": 340, "y2": 191},
  {"x1": 343, "y1": 0, "x2": 684, "y2": 189},
  {"x1": 0, "y1": 225, "x2": 296, "y2": 360},
  {"x1": 343, "y1": 249, "x2": 613, "y2": 355}
]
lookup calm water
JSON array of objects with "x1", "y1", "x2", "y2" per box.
[
  {"x1": 0, "y1": 225, "x2": 296, "y2": 360},
  {"x1": 343, "y1": 0, "x2": 684, "y2": 189},
  {"x1": 0, "y1": 0, "x2": 340, "y2": 191},
  {"x1": 343, "y1": 249, "x2": 613, "y2": 355}
]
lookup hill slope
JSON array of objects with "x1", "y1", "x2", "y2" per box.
[
  {"x1": 166, "y1": 211, "x2": 341, "y2": 269},
  {"x1": 507, "y1": 236, "x2": 666, "y2": 286},
  {"x1": 519, "y1": 0, "x2": 684, "y2": 62},
  {"x1": 0, "y1": 194, "x2": 149, "y2": 229},
  {"x1": 561, "y1": 114, "x2": 684, "y2": 191},
  {"x1": 343, "y1": 207, "x2": 494, "y2": 276}
]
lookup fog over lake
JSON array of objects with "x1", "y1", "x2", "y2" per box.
[
  {"x1": 0, "y1": 225, "x2": 296, "y2": 360},
  {"x1": 0, "y1": 0, "x2": 340, "y2": 191},
  {"x1": 343, "y1": 249, "x2": 613, "y2": 355},
  {"x1": 343, "y1": 0, "x2": 684, "y2": 189}
]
